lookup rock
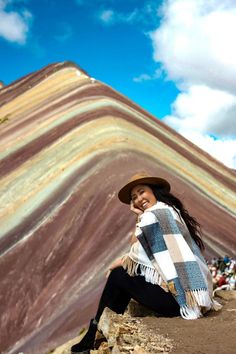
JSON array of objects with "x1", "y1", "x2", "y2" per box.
[
  {"x1": 127, "y1": 300, "x2": 158, "y2": 317},
  {"x1": 97, "y1": 307, "x2": 173, "y2": 353},
  {"x1": 91, "y1": 341, "x2": 111, "y2": 354},
  {"x1": 111, "y1": 343, "x2": 122, "y2": 353},
  {"x1": 94, "y1": 331, "x2": 107, "y2": 350},
  {"x1": 48, "y1": 332, "x2": 85, "y2": 354},
  {"x1": 132, "y1": 345, "x2": 149, "y2": 354}
]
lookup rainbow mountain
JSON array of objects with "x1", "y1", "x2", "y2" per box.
[{"x1": 0, "y1": 62, "x2": 235, "y2": 353}]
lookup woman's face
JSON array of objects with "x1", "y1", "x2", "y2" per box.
[{"x1": 131, "y1": 184, "x2": 157, "y2": 211}]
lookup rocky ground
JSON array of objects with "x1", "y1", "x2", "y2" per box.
[{"x1": 49, "y1": 291, "x2": 236, "y2": 354}]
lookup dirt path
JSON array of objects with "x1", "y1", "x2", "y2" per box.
[
  {"x1": 143, "y1": 299, "x2": 236, "y2": 354},
  {"x1": 50, "y1": 298, "x2": 236, "y2": 354}
]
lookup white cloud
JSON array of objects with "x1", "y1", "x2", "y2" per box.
[
  {"x1": 133, "y1": 73, "x2": 153, "y2": 83},
  {"x1": 165, "y1": 85, "x2": 236, "y2": 137},
  {"x1": 0, "y1": 0, "x2": 31, "y2": 44},
  {"x1": 150, "y1": 0, "x2": 236, "y2": 168},
  {"x1": 177, "y1": 130, "x2": 236, "y2": 170},
  {"x1": 151, "y1": 0, "x2": 236, "y2": 93},
  {"x1": 98, "y1": 9, "x2": 139, "y2": 25},
  {"x1": 99, "y1": 9, "x2": 115, "y2": 24},
  {"x1": 133, "y1": 69, "x2": 162, "y2": 83},
  {"x1": 98, "y1": 4, "x2": 158, "y2": 27}
]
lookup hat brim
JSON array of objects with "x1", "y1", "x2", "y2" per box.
[{"x1": 118, "y1": 177, "x2": 171, "y2": 204}]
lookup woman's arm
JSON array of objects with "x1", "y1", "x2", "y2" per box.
[
  {"x1": 130, "y1": 232, "x2": 137, "y2": 244},
  {"x1": 106, "y1": 202, "x2": 143, "y2": 277},
  {"x1": 108, "y1": 257, "x2": 124, "y2": 271},
  {"x1": 130, "y1": 201, "x2": 142, "y2": 244},
  {"x1": 105, "y1": 257, "x2": 125, "y2": 278}
]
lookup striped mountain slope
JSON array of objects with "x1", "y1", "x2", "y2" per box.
[{"x1": 0, "y1": 62, "x2": 235, "y2": 354}]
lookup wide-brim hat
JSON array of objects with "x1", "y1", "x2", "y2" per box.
[{"x1": 118, "y1": 172, "x2": 171, "y2": 204}]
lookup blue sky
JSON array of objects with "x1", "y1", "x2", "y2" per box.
[
  {"x1": 1, "y1": 0, "x2": 236, "y2": 168},
  {"x1": 0, "y1": 0, "x2": 178, "y2": 119}
]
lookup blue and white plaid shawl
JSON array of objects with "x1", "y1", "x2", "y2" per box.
[{"x1": 122, "y1": 202, "x2": 221, "y2": 319}]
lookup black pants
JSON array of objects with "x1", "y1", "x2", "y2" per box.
[{"x1": 95, "y1": 266, "x2": 180, "y2": 321}]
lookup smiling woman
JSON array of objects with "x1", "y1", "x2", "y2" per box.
[
  {"x1": 131, "y1": 184, "x2": 157, "y2": 211},
  {"x1": 71, "y1": 171, "x2": 222, "y2": 354}
]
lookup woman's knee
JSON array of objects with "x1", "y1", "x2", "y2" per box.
[{"x1": 108, "y1": 266, "x2": 127, "y2": 283}]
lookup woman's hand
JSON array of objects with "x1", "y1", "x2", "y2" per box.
[
  {"x1": 106, "y1": 258, "x2": 124, "y2": 278},
  {"x1": 130, "y1": 201, "x2": 143, "y2": 221}
]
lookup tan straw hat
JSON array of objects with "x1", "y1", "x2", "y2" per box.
[{"x1": 118, "y1": 172, "x2": 171, "y2": 204}]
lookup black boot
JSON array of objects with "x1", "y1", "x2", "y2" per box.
[{"x1": 71, "y1": 319, "x2": 98, "y2": 353}]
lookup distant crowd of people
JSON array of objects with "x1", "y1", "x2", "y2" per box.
[{"x1": 208, "y1": 255, "x2": 236, "y2": 291}]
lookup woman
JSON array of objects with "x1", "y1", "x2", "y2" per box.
[{"x1": 71, "y1": 172, "x2": 221, "y2": 353}]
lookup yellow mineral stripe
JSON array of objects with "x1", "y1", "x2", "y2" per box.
[{"x1": 0, "y1": 67, "x2": 89, "y2": 119}]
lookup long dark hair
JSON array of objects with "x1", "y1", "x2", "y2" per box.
[{"x1": 148, "y1": 184, "x2": 205, "y2": 251}]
